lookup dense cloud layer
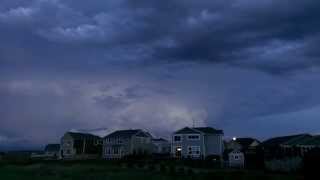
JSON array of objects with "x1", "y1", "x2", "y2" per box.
[{"x1": 1, "y1": 0, "x2": 320, "y2": 150}]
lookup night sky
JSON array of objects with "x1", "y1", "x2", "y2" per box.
[{"x1": 1, "y1": 0, "x2": 320, "y2": 150}]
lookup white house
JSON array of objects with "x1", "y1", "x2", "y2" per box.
[
  {"x1": 172, "y1": 127, "x2": 224, "y2": 159},
  {"x1": 228, "y1": 150, "x2": 245, "y2": 168}
]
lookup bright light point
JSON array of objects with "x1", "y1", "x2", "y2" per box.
[{"x1": 232, "y1": 137, "x2": 237, "y2": 141}]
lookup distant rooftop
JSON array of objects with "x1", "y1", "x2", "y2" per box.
[
  {"x1": 174, "y1": 127, "x2": 224, "y2": 135},
  {"x1": 262, "y1": 134, "x2": 311, "y2": 146},
  {"x1": 152, "y1": 138, "x2": 168, "y2": 142},
  {"x1": 234, "y1": 138, "x2": 260, "y2": 148},
  {"x1": 66, "y1": 132, "x2": 101, "y2": 140},
  {"x1": 105, "y1": 129, "x2": 150, "y2": 139}
]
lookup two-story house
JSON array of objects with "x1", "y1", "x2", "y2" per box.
[
  {"x1": 172, "y1": 127, "x2": 224, "y2": 159},
  {"x1": 103, "y1": 129, "x2": 153, "y2": 159},
  {"x1": 60, "y1": 132, "x2": 103, "y2": 159}
]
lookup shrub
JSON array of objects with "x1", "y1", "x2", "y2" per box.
[
  {"x1": 148, "y1": 164, "x2": 155, "y2": 171},
  {"x1": 265, "y1": 157, "x2": 302, "y2": 172},
  {"x1": 160, "y1": 164, "x2": 166, "y2": 172},
  {"x1": 177, "y1": 167, "x2": 185, "y2": 174},
  {"x1": 186, "y1": 168, "x2": 194, "y2": 175},
  {"x1": 169, "y1": 165, "x2": 176, "y2": 175}
]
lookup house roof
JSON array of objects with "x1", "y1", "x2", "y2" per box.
[
  {"x1": 235, "y1": 138, "x2": 260, "y2": 148},
  {"x1": 262, "y1": 134, "x2": 310, "y2": 147},
  {"x1": 105, "y1": 129, "x2": 149, "y2": 139},
  {"x1": 282, "y1": 134, "x2": 313, "y2": 146},
  {"x1": 295, "y1": 135, "x2": 320, "y2": 146},
  {"x1": 194, "y1": 127, "x2": 224, "y2": 134},
  {"x1": 67, "y1": 132, "x2": 101, "y2": 140},
  {"x1": 44, "y1": 144, "x2": 60, "y2": 152},
  {"x1": 174, "y1": 127, "x2": 223, "y2": 135},
  {"x1": 152, "y1": 138, "x2": 168, "y2": 142}
]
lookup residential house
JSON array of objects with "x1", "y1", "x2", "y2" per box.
[
  {"x1": 293, "y1": 135, "x2": 320, "y2": 155},
  {"x1": 103, "y1": 129, "x2": 153, "y2": 159},
  {"x1": 44, "y1": 144, "x2": 60, "y2": 159},
  {"x1": 262, "y1": 134, "x2": 313, "y2": 172},
  {"x1": 151, "y1": 138, "x2": 171, "y2": 154},
  {"x1": 227, "y1": 138, "x2": 260, "y2": 151},
  {"x1": 227, "y1": 150, "x2": 245, "y2": 168},
  {"x1": 262, "y1": 134, "x2": 312, "y2": 159},
  {"x1": 225, "y1": 137, "x2": 261, "y2": 168},
  {"x1": 172, "y1": 127, "x2": 224, "y2": 159},
  {"x1": 60, "y1": 132, "x2": 103, "y2": 159}
]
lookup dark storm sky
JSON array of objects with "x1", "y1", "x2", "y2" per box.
[{"x1": 1, "y1": 0, "x2": 320, "y2": 150}]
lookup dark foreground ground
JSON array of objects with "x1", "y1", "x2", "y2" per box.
[{"x1": 0, "y1": 160, "x2": 303, "y2": 180}]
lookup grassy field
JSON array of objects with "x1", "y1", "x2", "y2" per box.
[{"x1": 0, "y1": 161, "x2": 303, "y2": 180}]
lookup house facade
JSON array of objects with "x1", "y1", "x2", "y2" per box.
[
  {"x1": 228, "y1": 150, "x2": 245, "y2": 168},
  {"x1": 103, "y1": 129, "x2": 153, "y2": 159},
  {"x1": 60, "y1": 132, "x2": 102, "y2": 159},
  {"x1": 171, "y1": 127, "x2": 224, "y2": 159},
  {"x1": 225, "y1": 137, "x2": 261, "y2": 168},
  {"x1": 151, "y1": 138, "x2": 171, "y2": 154}
]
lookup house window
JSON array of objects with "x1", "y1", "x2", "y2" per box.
[
  {"x1": 117, "y1": 138, "x2": 123, "y2": 144},
  {"x1": 234, "y1": 155, "x2": 239, "y2": 160},
  {"x1": 113, "y1": 148, "x2": 119, "y2": 154},
  {"x1": 65, "y1": 141, "x2": 71, "y2": 146},
  {"x1": 188, "y1": 146, "x2": 200, "y2": 157},
  {"x1": 174, "y1": 135, "x2": 182, "y2": 142},
  {"x1": 187, "y1": 135, "x2": 200, "y2": 140},
  {"x1": 105, "y1": 148, "x2": 111, "y2": 155},
  {"x1": 66, "y1": 149, "x2": 71, "y2": 154},
  {"x1": 95, "y1": 140, "x2": 103, "y2": 145}
]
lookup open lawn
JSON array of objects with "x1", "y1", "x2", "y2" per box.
[{"x1": 0, "y1": 161, "x2": 303, "y2": 180}]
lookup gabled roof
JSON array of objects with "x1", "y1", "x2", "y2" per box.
[
  {"x1": 174, "y1": 127, "x2": 199, "y2": 134},
  {"x1": 66, "y1": 132, "x2": 101, "y2": 140},
  {"x1": 262, "y1": 134, "x2": 310, "y2": 147},
  {"x1": 235, "y1": 138, "x2": 260, "y2": 148},
  {"x1": 44, "y1": 144, "x2": 60, "y2": 152},
  {"x1": 105, "y1": 129, "x2": 149, "y2": 139},
  {"x1": 174, "y1": 127, "x2": 223, "y2": 135},
  {"x1": 194, "y1": 127, "x2": 224, "y2": 134}
]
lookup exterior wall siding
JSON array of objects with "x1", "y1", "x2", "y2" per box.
[
  {"x1": 60, "y1": 134, "x2": 75, "y2": 158},
  {"x1": 103, "y1": 135, "x2": 153, "y2": 159},
  {"x1": 205, "y1": 134, "x2": 224, "y2": 156},
  {"x1": 103, "y1": 138, "x2": 131, "y2": 159},
  {"x1": 229, "y1": 151, "x2": 245, "y2": 168},
  {"x1": 172, "y1": 134, "x2": 204, "y2": 158}
]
